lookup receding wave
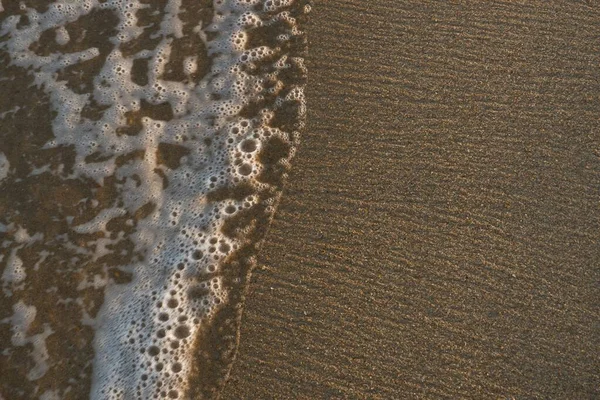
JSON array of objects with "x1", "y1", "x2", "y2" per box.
[{"x1": 0, "y1": 0, "x2": 309, "y2": 398}]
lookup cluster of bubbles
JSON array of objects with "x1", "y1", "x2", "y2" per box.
[{"x1": 1, "y1": 0, "x2": 307, "y2": 398}]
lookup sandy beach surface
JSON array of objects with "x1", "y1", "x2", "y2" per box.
[
  {"x1": 221, "y1": 1, "x2": 600, "y2": 399},
  {"x1": 0, "y1": 1, "x2": 598, "y2": 399}
]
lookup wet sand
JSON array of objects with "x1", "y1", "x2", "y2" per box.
[
  {"x1": 221, "y1": 1, "x2": 600, "y2": 399},
  {"x1": 0, "y1": 1, "x2": 310, "y2": 399}
]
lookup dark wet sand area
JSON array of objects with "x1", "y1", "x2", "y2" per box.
[{"x1": 221, "y1": 1, "x2": 600, "y2": 399}]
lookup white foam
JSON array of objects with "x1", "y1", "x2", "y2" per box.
[
  {"x1": 0, "y1": 152, "x2": 8, "y2": 182},
  {"x1": 1, "y1": 249, "x2": 26, "y2": 289},
  {"x1": 9, "y1": 301, "x2": 36, "y2": 347},
  {"x1": 27, "y1": 324, "x2": 54, "y2": 381},
  {"x1": 39, "y1": 390, "x2": 61, "y2": 400},
  {"x1": 1, "y1": 0, "x2": 307, "y2": 398},
  {"x1": 5, "y1": 301, "x2": 54, "y2": 381}
]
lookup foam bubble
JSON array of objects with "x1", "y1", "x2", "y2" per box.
[
  {"x1": 0, "y1": 152, "x2": 8, "y2": 182},
  {"x1": 1, "y1": 249, "x2": 26, "y2": 293}
]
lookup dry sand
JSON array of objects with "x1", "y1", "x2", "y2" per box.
[{"x1": 221, "y1": 1, "x2": 600, "y2": 399}]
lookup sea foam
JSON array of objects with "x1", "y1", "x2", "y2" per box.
[{"x1": 0, "y1": 0, "x2": 309, "y2": 398}]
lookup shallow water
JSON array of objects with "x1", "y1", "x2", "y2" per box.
[{"x1": 0, "y1": 1, "x2": 309, "y2": 398}]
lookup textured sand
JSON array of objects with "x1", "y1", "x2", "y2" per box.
[{"x1": 220, "y1": 1, "x2": 600, "y2": 399}]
